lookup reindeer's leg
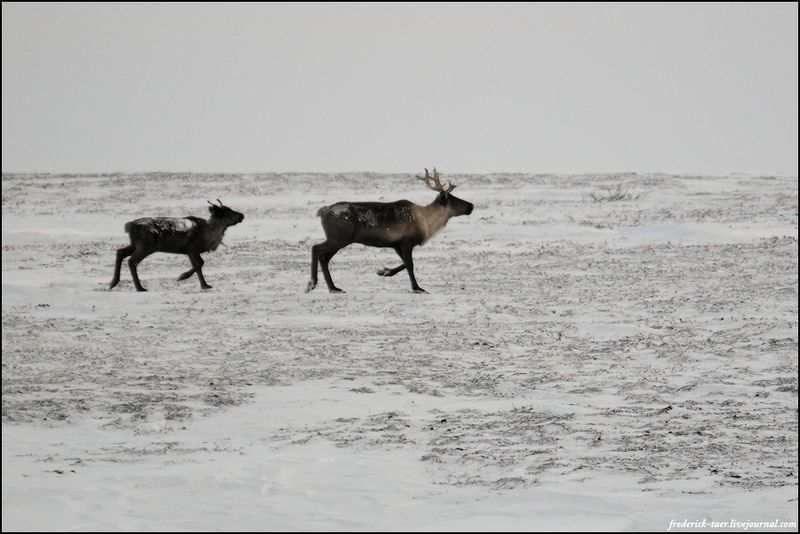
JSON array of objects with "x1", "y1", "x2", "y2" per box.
[
  {"x1": 177, "y1": 268, "x2": 195, "y2": 281},
  {"x1": 377, "y1": 264, "x2": 406, "y2": 276},
  {"x1": 189, "y1": 253, "x2": 211, "y2": 289},
  {"x1": 128, "y1": 249, "x2": 152, "y2": 292},
  {"x1": 110, "y1": 244, "x2": 134, "y2": 289},
  {"x1": 401, "y1": 244, "x2": 425, "y2": 293},
  {"x1": 319, "y1": 241, "x2": 345, "y2": 293},
  {"x1": 177, "y1": 263, "x2": 196, "y2": 282},
  {"x1": 377, "y1": 246, "x2": 406, "y2": 277},
  {"x1": 307, "y1": 243, "x2": 322, "y2": 292}
]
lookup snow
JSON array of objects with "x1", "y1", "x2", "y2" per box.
[
  {"x1": 2, "y1": 172, "x2": 798, "y2": 531},
  {"x1": 329, "y1": 202, "x2": 352, "y2": 217}
]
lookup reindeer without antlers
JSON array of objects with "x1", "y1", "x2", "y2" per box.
[
  {"x1": 109, "y1": 199, "x2": 244, "y2": 291},
  {"x1": 306, "y1": 168, "x2": 473, "y2": 293}
]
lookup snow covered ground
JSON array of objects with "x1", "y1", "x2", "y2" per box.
[{"x1": 2, "y1": 172, "x2": 798, "y2": 531}]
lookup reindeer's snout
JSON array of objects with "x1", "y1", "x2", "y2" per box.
[
  {"x1": 466, "y1": 203, "x2": 474, "y2": 215},
  {"x1": 238, "y1": 214, "x2": 245, "y2": 223}
]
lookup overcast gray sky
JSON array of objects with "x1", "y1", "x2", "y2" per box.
[{"x1": 2, "y1": 2, "x2": 797, "y2": 174}]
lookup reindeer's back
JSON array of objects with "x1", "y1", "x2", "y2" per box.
[
  {"x1": 318, "y1": 201, "x2": 420, "y2": 245},
  {"x1": 125, "y1": 217, "x2": 201, "y2": 249}
]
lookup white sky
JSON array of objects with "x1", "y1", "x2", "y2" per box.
[{"x1": 2, "y1": 2, "x2": 797, "y2": 174}]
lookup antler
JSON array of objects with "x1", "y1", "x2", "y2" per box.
[
  {"x1": 216, "y1": 199, "x2": 224, "y2": 207},
  {"x1": 416, "y1": 167, "x2": 456, "y2": 194}
]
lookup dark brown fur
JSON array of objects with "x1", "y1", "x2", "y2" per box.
[
  {"x1": 306, "y1": 190, "x2": 473, "y2": 293},
  {"x1": 109, "y1": 202, "x2": 244, "y2": 291}
]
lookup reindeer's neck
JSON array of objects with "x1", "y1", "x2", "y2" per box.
[
  {"x1": 204, "y1": 216, "x2": 230, "y2": 251},
  {"x1": 418, "y1": 202, "x2": 452, "y2": 244}
]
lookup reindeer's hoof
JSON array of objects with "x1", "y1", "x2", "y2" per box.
[
  {"x1": 305, "y1": 280, "x2": 316, "y2": 293},
  {"x1": 136, "y1": 287, "x2": 148, "y2": 292},
  {"x1": 377, "y1": 267, "x2": 389, "y2": 276},
  {"x1": 412, "y1": 287, "x2": 427, "y2": 294},
  {"x1": 201, "y1": 284, "x2": 213, "y2": 290},
  {"x1": 109, "y1": 281, "x2": 118, "y2": 290},
  {"x1": 329, "y1": 288, "x2": 345, "y2": 293}
]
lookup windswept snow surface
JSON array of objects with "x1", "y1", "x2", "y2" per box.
[{"x1": 2, "y1": 172, "x2": 798, "y2": 531}]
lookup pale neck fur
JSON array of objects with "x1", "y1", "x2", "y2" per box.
[
  {"x1": 417, "y1": 202, "x2": 453, "y2": 244},
  {"x1": 205, "y1": 216, "x2": 230, "y2": 251}
]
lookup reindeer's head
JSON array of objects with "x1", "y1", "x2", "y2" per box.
[
  {"x1": 208, "y1": 199, "x2": 245, "y2": 225},
  {"x1": 417, "y1": 168, "x2": 473, "y2": 217}
]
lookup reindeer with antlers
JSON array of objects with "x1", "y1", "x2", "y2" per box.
[
  {"x1": 306, "y1": 168, "x2": 474, "y2": 293},
  {"x1": 109, "y1": 199, "x2": 244, "y2": 291}
]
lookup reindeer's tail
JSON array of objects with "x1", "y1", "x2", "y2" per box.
[
  {"x1": 124, "y1": 221, "x2": 136, "y2": 234},
  {"x1": 316, "y1": 206, "x2": 331, "y2": 217}
]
